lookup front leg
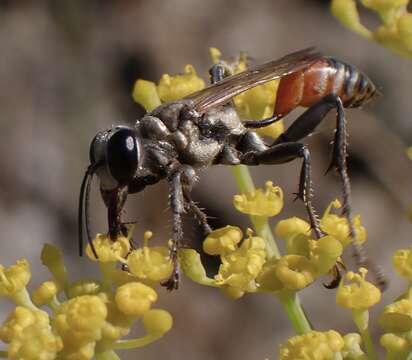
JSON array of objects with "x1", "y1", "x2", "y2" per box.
[{"x1": 162, "y1": 165, "x2": 198, "y2": 290}]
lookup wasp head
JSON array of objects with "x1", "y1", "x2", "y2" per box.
[
  {"x1": 78, "y1": 126, "x2": 141, "y2": 258},
  {"x1": 89, "y1": 126, "x2": 141, "y2": 190}
]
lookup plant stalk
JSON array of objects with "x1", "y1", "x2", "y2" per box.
[{"x1": 231, "y1": 165, "x2": 312, "y2": 334}]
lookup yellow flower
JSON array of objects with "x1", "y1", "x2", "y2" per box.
[
  {"x1": 0, "y1": 307, "x2": 62, "y2": 360},
  {"x1": 275, "y1": 218, "x2": 312, "y2": 257},
  {"x1": 331, "y1": 0, "x2": 412, "y2": 58},
  {"x1": 178, "y1": 249, "x2": 215, "y2": 286},
  {"x1": 8, "y1": 324, "x2": 63, "y2": 360},
  {"x1": 0, "y1": 307, "x2": 48, "y2": 343},
  {"x1": 234, "y1": 80, "x2": 283, "y2": 139},
  {"x1": 320, "y1": 199, "x2": 366, "y2": 248},
  {"x1": 41, "y1": 244, "x2": 69, "y2": 292},
  {"x1": 127, "y1": 231, "x2": 173, "y2": 282},
  {"x1": 0, "y1": 259, "x2": 31, "y2": 297},
  {"x1": 275, "y1": 255, "x2": 317, "y2": 291},
  {"x1": 115, "y1": 282, "x2": 158, "y2": 317},
  {"x1": 86, "y1": 233, "x2": 130, "y2": 262},
  {"x1": 256, "y1": 258, "x2": 285, "y2": 292},
  {"x1": 393, "y1": 247, "x2": 412, "y2": 281},
  {"x1": 309, "y1": 235, "x2": 343, "y2": 275},
  {"x1": 380, "y1": 333, "x2": 411, "y2": 358},
  {"x1": 142, "y1": 309, "x2": 173, "y2": 336},
  {"x1": 157, "y1": 64, "x2": 205, "y2": 102},
  {"x1": 331, "y1": 0, "x2": 373, "y2": 37},
  {"x1": 203, "y1": 226, "x2": 243, "y2": 255},
  {"x1": 275, "y1": 217, "x2": 312, "y2": 240},
  {"x1": 379, "y1": 299, "x2": 412, "y2": 332},
  {"x1": 280, "y1": 330, "x2": 344, "y2": 360},
  {"x1": 113, "y1": 309, "x2": 173, "y2": 350},
  {"x1": 215, "y1": 231, "x2": 267, "y2": 295},
  {"x1": 54, "y1": 296, "x2": 107, "y2": 357},
  {"x1": 336, "y1": 268, "x2": 381, "y2": 310},
  {"x1": 361, "y1": 0, "x2": 409, "y2": 16},
  {"x1": 132, "y1": 79, "x2": 161, "y2": 112},
  {"x1": 374, "y1": 13, "x2": 412, "y2": 57},
  {"x1": 342, "y1": 333, "x2": 367, "y2": 359},
  {"x1": 32, "y1": 281, "x2": 59, "y2": 307},
  {"x1": 233, "y1": 181, "x2": 283, "y2": 217},
  {"x1": 65, "y1": 295, "x2": 107, "y2": 333}
]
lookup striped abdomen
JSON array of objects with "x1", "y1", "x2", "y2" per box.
[{"x1": 274, "y1": 57, "x2": 376, "y2": 117}]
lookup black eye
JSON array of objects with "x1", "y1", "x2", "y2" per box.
[{"x1": 107, "y1": 128, "x2": 138, "y2": 185}]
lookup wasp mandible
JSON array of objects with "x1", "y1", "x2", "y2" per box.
[{"x1": 79, "y1": 48, "x2": 385, "y2": 290}]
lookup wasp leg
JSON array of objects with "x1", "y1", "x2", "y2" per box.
[
  {"x1": 241, "y1": 142, "x2": 321, "y2": 238},
  {"x1": 209, "y1": 63, "x2": 233, "y2": 84},
  {"x1": 273, "y1": 94, "x2": 387, "y2": 290},
  {"x1": 243, "y1": 115, "x2": 283, "y2": 129},
  {"x1": 101, "y1": 187, "x2": 129, "y2": 241},
  {"x1": 183, "y1": 188, "x2": 212, "y2": 235},
  {"x1": 162, "y1": 165, "x2": 198, "y2": 290}
]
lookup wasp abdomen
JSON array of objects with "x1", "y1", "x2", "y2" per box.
[{"x1": 274, "y1": 57, "x2": 376, "y2": 117}]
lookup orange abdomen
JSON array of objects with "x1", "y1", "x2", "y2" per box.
[{"x1": 274, "y1": 58, "x2": 346, "y2": 116}]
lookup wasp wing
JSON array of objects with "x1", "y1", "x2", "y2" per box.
[{"x1": 187, "y1": 47, "x2": 320, "y2": 114}]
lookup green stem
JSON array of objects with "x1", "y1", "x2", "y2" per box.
[
  {"x1": 0, "y1": 351, "x2": 7, "y2": 358},
  {"x1": 99, "y1": 262, "x2": 116, "y2": 293},
  {"x1": 359, "y1": 329, "x2": 378, "y2": 360},
  {"x1": 10, "y1": 288, "x2": 38, "y2": 311},
  {"x1": 114, "y1": 333, "x2": 163, "y2": 350},
  {"x1": 95, "y1": 350, "x2": 121, "y2": 360},
  {"x1": 231, "y1": 165, "x2": 312, "y2": 334},
  {"x1": 278, "y1": 292, "x2": 312, "y2": 335},
  {"x1": 352, "y1": 309, "x2": 378, "y2": 360}
]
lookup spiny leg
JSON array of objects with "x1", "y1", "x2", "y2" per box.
[
  {"x1": 162, "y1": 170, "x2": 185, "y2": 290},
  {"x1": 162, "y1": 165, "x2": 198, "y2": 290},
  {"x1": 241, "y1": 142, "x2": 322, "y2": 238},
  {"x1": 183, "y1": 188, "x2": 212, "y2": 235},
  {"x1": 274, "y1": 94, "x2": 387, "y2": 290}
]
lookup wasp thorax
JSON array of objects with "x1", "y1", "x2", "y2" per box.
[{"x1": 89, "y1": 126, "x2": 140, "y2": 189}]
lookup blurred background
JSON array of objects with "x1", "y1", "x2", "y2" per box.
[{"x1": 0, "y1": 0, "x2": 412, "y2": 358}]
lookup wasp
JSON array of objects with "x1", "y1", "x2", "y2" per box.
[{"x1": 79, "y1": 48, "x2": 385, "y2": 290}]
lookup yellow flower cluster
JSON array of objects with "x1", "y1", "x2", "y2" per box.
[
  {"x1": 181, "y1": 190, "x2": 366, "y2": 298},
  {"x1": 180, "y1": 227, "x2": 267, "y2": 299},
  {"x1": 280, "y1": 330, "x2": 368, "y2": 360},
  {"x1": 0, "y1": 231, "x2": 173, "y2": 359},
  {"x1": 331, "y1": 0, "x2": 412, "y2": 59}
]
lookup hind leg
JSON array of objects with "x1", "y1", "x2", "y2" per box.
[{"x1": 272, "y1": 94, "x2": 386, "y2": 289}]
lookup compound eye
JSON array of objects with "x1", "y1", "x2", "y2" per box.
[{"x1": 107, "y1": 128, "x2": 138, "y2": 186}]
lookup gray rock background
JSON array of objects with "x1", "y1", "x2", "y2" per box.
[{"x1": 0, "y1": 1, "x2": 411, "y2": 358}]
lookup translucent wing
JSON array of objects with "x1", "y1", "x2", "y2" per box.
[{"x1": 187, "y1": 47, "x2": 321, "y2": 114}]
